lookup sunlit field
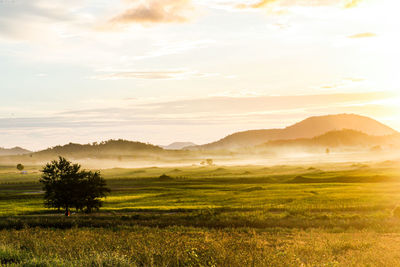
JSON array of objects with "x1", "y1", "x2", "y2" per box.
[
  {"x1": 2, "y1": 162, "x2": 400, "y2": 266},
  {"x1": 1, "y1": 0, "x2": 399, "y2": 265}
]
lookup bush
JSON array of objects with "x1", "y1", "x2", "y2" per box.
[{"x1": 159, "y1": 174, "x2": 173, "y2": 181}]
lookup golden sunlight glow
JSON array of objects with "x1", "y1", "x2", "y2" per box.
[
  {"x1": 0, "y1": 0, "x2": 399, "y2": 146},
  {"x1": 2, "y1": 1, "x2": 400, "y2": 265}
]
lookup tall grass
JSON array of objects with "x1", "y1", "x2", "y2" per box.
[{"x1": 2, "y1": 227, "x2": 400, "y2": 266}]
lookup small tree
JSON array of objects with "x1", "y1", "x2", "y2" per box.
[
  {"x1": 16, "y1": 164, "x2": 24, "y2": 172},
  {"x1": 206, "y1": 159, "x2": 213, "y2": 166},
  {"x1": 39, "y1": 157, "x2": 110, "y2": 215}
]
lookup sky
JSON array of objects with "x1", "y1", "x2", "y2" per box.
[{"x1": 0, "y1": 0, "x2": 399, "y2": 150}]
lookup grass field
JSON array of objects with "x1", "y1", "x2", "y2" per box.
[{"x1": 1, "y1": 161, "x2": 400, "y2": 266}]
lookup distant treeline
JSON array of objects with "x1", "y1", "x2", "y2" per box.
[{"x1": 34, "y1": 139, "x2": 164, "y2": 158}]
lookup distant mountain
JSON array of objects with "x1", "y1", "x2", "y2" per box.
[
  {"x1": 33, "y1": 139, "x2": 163, "y2": 158},
  {"x1": 0, "y1": 147, "x2": 31, "y2": 156},
  {"x1": 190, "y1": 114, "x2": 398, "y2": 150},
  {"x1": 163, "y1": 142, "x2": 197, "y2": 150},
  {"x1": 259, "y1": 129, "x2": 400, "y2": 149}
]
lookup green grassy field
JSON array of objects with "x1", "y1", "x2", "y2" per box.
[{"x1": 1, "y1": 162, "x2": 400, "y2": 266}]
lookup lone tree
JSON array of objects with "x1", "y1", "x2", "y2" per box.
[
  {"x1": 39, "y1": 157, "x2": 110, "y2": 215},
  {"x1": 16, "y1": 164, "x2": 24, "y2": 172}
]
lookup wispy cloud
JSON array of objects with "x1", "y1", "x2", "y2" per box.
[
  {"x1": 0, "y1": 1, "x2": 86, "y2": 40},
  {"x1": 316, "y1": 77, "x2": 366, "y2": 90},
  {"x1": 0, "y1": 93, "x2": 389, "y2": 134},
  {"x1": 236, "y1": 0, "x2": 277, "y2": 9},
  {"x1": 50, "y1": 92, "x2": 390, "y2": 126},
  {"x1": 91, "y1": 69, "x2": 218, "y2": 80},
  {"x1": 345, "y1": 0, "x2": 363, "y2": 8},
  {"x1": 132, "y1": 39, "x2": 217, "y2": 60},
  {"x1": 131, "y1": 92, "x2": 391, "y2": 115},
  {"x1": 109, "y1": 0, "x2": 194, "y2": 26},
  {"x1": 235, "y1": 0, "x2": 364, "y2": 9},
  {"x1": 348, "y1": 32, "x2": 376, "y2": 39}
]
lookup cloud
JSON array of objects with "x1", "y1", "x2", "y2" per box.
[
  {"x1": 0, "y1": 92, "x2": 394, "y2": 150},
  {"x1": 91, "y1": 69, "x2": 218, "y2": 80},
  {"x1": 344, "y1": 77, "x2": 365, "y2": 82},
  {"x1": 345, "y1": 0, "x2": 363, "y2": 8},
  {"x1": 348, "y1": 32, "x2": 377, "y2": 39},
  {"x1": 235, "y1": 0, "x2": 364, "y2": 9},
  {"x1": 109, "y1": 0, "x2": 194, "y2": 25},
  {"x1": 0, "y1": 93, "x2": 388, "y2": 132},
  {"x1": 316, "y1": 77, "x2": 366, "y2": 90},
  {"x1": 0, "y1": 1, "x2": 83, "y2": 40},
  {"x1": 59, "y1": 92, "x2": 391, "y2": 119},
  {"x1": 236, "y1": 0, "x2": 278, "y2": 9},
  {"x1": 132, "y1": 39, "x2": 217, "y2": 60}
]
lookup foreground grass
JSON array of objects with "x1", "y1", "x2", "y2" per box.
[
  {"x1": 2, "y1": 227, "x2": 400, "y2": 266},
  {"x1": 1, "y1": 162, "x2": 400, "y2": 266}
]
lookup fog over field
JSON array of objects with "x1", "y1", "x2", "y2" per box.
[{"x1": 1, "y1": 114, "x2": 399, "y2": 168}]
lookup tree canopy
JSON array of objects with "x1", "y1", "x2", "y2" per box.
[
  {"x1": 39, "y1": 157, "x2": 110, "y2": 214},
  {"x1": 16, "y1": 164, "x2": 24, "y2": 171}
]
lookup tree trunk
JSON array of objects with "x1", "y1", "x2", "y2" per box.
[{"x1": 65, "y1": 206, "x2": 70, "y2": 217}]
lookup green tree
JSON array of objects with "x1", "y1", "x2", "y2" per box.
[
  {"x1": 39, "y1": 157, "x2": 110, "y2": 215},
  {"x1": 16, "y1": 164, "x2": 24, "y2": 172}
]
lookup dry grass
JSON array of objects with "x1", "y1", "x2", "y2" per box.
[{"x1": 2, "y1": 228, "x2": 400, "y2": 266}]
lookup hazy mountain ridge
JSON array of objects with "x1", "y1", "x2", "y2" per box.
[
  {"x1": 260, "y1": 129, "x2": 400, "y2": 149},
  {"x1": 190, "y1": 114, "x2": 398, "y2": 150},
  {"x1": 162, "y1": 142, "x2": 197, "y2": 150},
  {"x1": 1, "y1": 114, "x2": 398, "y2": 164},
  {"x1": 0, "y1": 147, "x2": 31, "y2": 156}
]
